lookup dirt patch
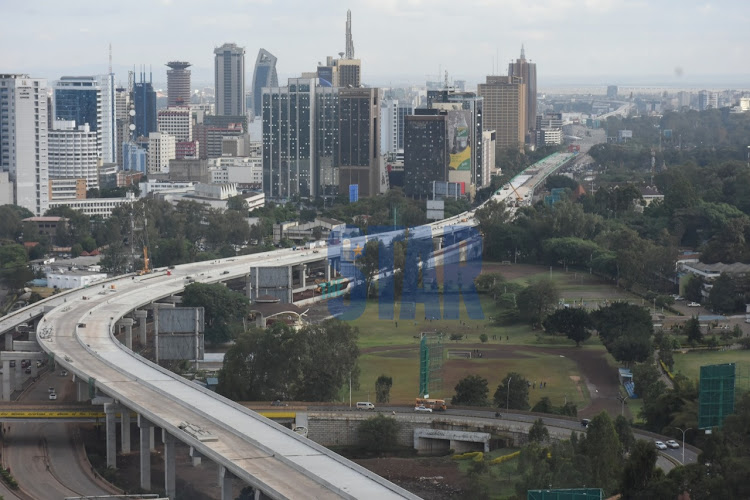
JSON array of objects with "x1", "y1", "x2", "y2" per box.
[
  {"x1": 569, "y1": 375, "x2": 584, "y2": 400},
  {"x1": 353, "y1": 457, "x2": 466, "y2": 499}
]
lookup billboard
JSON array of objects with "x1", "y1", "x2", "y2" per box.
[
  {"x1": 698, "y1": 363, "x2": 735, "y2": 429},
  {"x1": 447, "y1": 109, "x2": 472, "y2": 171},
  {"x1": 318, "y1": 67, "x2": 334, "y2": 87},
  {"x1": 433, "y1": 181, "x2": 466, "y2": 199},
  {"x1": 349, "y1": 184, "x2": 359, "y2": 203},
  {"x1": 158, "y1": 334, "x2": 205, "y2": 361},
  {"x1": 158, "y1": 307, "x2": 204, "y2": 333}
]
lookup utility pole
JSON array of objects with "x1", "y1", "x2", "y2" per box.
[{"x1": 506, "y1": 377, "x2": 512, "y2": 410}]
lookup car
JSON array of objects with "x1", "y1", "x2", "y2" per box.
[
  {"x1": 221, "y1": 270, "x2": 230, "y2": 275},
  {"x1": 60, "y1": 370, "x2": 68, "y2": 376},
  {"x1": 688, "y1": 302, "x2": 700, "y2": 307},
  {"x1": 666, "y1": 440, "x2": 680, "y2": 449},
  {"x1": 581, "y1": 419, "x2": 591, "y2": 428},
  {"x1": 414, "y1": 405, "x2": 433, "y2": 413},
  {"x1": 48, "y1": 393, "x2": 57, "y2": 400},
  {"x1": 655, "y1": 441, "x2": 668, "y2": 450},
  {"x1": 48, "y1": 387, "x2": 55, "y2": 393},
  {"x1": 24, "y1": 368, "x2": 31, "y2": 374}
]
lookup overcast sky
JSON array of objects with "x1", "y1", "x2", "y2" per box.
[{"x1": 2, "y1": 0, "x2": 748, "y2": 89}]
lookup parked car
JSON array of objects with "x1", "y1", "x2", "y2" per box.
[
  {"x1": 414, "y1": 405, "x2": 433, "y2": 413},
  {"x1": 688, "y1": 302, "x2": 700, "y2": 307},
  {"x1": 581, "y1": 419, "x2": 591, "y2": 428},
  {"x1": 655, "y1": 441, "x2": 668, "y2": 450},
  {"x1": 49, "y1": 393, "x2": 57, "y2": 400},
  {"x1": 60, "y1": 370, "x2": 68, "y2": 376},
  {"x1": 666, "y1": 440, "x2": 680, "y2": 449},
  {"x1": 48, "y1": 387, "x2": 55, "y2": 393}
]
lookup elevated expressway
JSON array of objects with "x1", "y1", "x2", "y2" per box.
[{"x1": 0, "y1": 152, "x2": 575, "y2": 499}]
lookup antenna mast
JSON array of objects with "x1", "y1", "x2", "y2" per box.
[{"x1": 345, "y1": 10, "x2": 355, "y2": 59}]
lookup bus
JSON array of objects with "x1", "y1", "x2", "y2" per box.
[{"x1": 415, "y1": 398, "x2": 447, "y2": 411}]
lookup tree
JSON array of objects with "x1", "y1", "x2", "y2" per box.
[
  {"x1": 479, "y1": 333, "x2": 488, "y2": 343},
  {"x1": 531, "y1": 396, "x2": 554, "y2": 414},
  {"x1": 358, "y1": 414, "x2": 399, "y2": 453},
  {"x1": 685, "y1": 316, "x2": 702, "y2": 344},
  {"x1": 0, "y1": 243, "x2": 31, "y2": 289},
  {"x1": 583, "y1": 411, "x2": 623, "y2": 493},
  {"x1": 355, "y1": 240, "x2": 383, "y2": 298},
  {"x1": 708, "y1": 273, "x2": 740, "y2": 314},
  {"x1": 226, "y1": 195, "x2": 248, "y2": 212},
  {"x1": 100, "y1": 241, "x2": 129, "y2": 274},
  {"x1": 620, "y1": 439, "x2": 659, "y2": 499},
  {"x1": 591, "y1": 302, "x2": 653, "y2": 365},
  {"x1": 614, "y1": 415, "x2": 636, "y2": 453},
  {"x1": 684, "y1": 275, "x2": 704, "y2": 303},
  {"x1": 528, "y1": 418, "x2": 549, "y2": 443},
  {"x1": 375, "y1": 375, "x2": 393, "y2": 404},
  {"x1": 182, "y1": 283, "x2": 249, "y2": 344},
  {"x1": 493, "y1": 372, "x2": 530, "y2": 410},
  {"x1": 543, "y1": 307, "x2": 592, "y2": 346},
  {"x1": 516, "y1": 278, "x2": 559, "y2": 327},
  {"x1": 452, "y1": 375, "x2": 490, "y2": 406}
]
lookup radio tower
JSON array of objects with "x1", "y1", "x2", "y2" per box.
[{"x1": 345, "y1": 9, "x2": 355, "y2": 59}]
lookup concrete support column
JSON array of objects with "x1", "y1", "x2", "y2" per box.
[
  {"x1": 149, "y1": 426, "x2": 155, "y2": 451},
  {"x1": 2, "y1": 360, "x2": 9, "y2": 401},
  {"x1": 138, "y1": 415, "x2": 152, "y2": 491},
  {"x1": 153, "y1": 307, "x2": 159, "y2": 363},
  {"x1": 121, "y1": 410, "x2": 131, "y2": 453},
  {"x1": 245, "y1": 274, "x2": 252, "y2": 300},
  {"x1": 77, "y1": 379, "x2": 88, "y2": 402},
  {"x1": 300, "y1": 264, "x2": 307, "y2": 288},
  {"x1": 163, "y1": 431, "x2": 176, "y2": 499},
  {"x1": 219, "y1": 465, "x2": 236, "y2": 500},
  {"x1": 104, "y1": 403, "x2": 118, "y2": 469},
  {"x1": 30, "y1": 362, "x2": 38, "y2": 378},
  {"x1": 5, "y1": 333, "x2": 12, "y2": 351},
  {"x1": 325, "y1": 262, "x2": 331, "y2": 281},
  {"x1": 134, "y1": 310, "x2": 148, "y2": 345},
  {"x1": 189, "y1": 446, "x2": 203, "y2": 467},
  {"x1": 287, "y1": 265, "x2": 293, "y2": 303},
  {"x1": 124, "y1": 324, "x2": 133, "y2": 350},
  {"x1": 13, "y1": 362, "x2": 21, "y2": 391}
]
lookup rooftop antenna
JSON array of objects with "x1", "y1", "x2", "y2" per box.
[{"x1": 345, "y1": 9, "x2": 355, "y2": 59}]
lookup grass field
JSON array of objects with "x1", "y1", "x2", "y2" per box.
[{"x1": 672, "y1": 349, "x2": 750, "y2": 384}]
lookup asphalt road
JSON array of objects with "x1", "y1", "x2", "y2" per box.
[{"x1": 2, "y1": 371, "x2": 116, "y2": 499}]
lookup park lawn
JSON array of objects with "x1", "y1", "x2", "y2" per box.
[
  {"x1": 671, "y1": 349, "x2": 750, "y2": 383},
  {"x1": 355, "y1": 347, "x2": 590, "y2": 409}
]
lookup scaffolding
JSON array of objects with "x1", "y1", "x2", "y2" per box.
[{"x1": 419, "y1": 332, "x2": 444, "y2": 398}]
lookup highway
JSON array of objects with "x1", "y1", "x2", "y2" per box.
[{"x1": 0, "y1": 152, "x2": 578, "y2": 498}]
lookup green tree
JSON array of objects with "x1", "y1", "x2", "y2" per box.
[
  {"x1": 516, "y1": 278, "x2": 559, "y2": 327},
  {"x1": 355, "y1": 240, "x2": 384, "y2": 298},
  {"x1": 182, "y1": 283, "x2": 249, "y2": 344},
  {"x1": 684, "y1": 275, "x2": 704, "y2": 303},
  {"x1": 591, "y1": 302, "x2": 653, "y2": 365},
  {"x1": 452, "y1": 374, "x2": 490, "y2": 406},
  {"x1": 620, "y1": 439, "x2": 659, "y2": 499},
  {"x1": 99, "y1": 241, "x2": 129, "y2": 274},
  {"x1": 543, "y1": 307, "x2": 592, "y2": 346},
  {"x1": 708, "y1": 273, "x2": 740, "y2": 314},
  {"x1": 528, "y1": 418, "x2": 550, "y2": 443},
  {"x1": 226, "y1": 195, "x2": 248, "y2": 212},
  {"x1": 531, "y1": 396, "x2": 554, "y2": 414},
  {"x1": 685, "y1": 316, "x2": 702, "y2": 344},
  {"x1": 614, "y1": 415, "x2": 636, "y2": 453},
  {"x1": 479, "y1": 333, "x2": 488, "y2": 343},
  {"x1": 0, "y1": 243, "x2": 31, "y2": 289},
  {"x1": 358, "y1": 414, "x2": 399, "y2": 453},
  {"x1": 493, "y1": 372, "x2": 529, "y2": 410},
  {"x1": 583, "y1": 411, "x2": 623, "y2": 494},
  {"x1": 375, "y1": 375, "x2": 393, "y2": 404}
]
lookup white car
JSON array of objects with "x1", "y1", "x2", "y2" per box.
[
  {"x1": 414, "y1": 405, "x2": 433, "y2": 413},
  {"x1": 655, "y1": 440, "x2": 668, "y2": 450},
  {"x1": 687, "y1": 302, "x2": 700, "y2": 307},
  {"x1": 49, "y1": 393, "x2": 57, "y2": 400},
  {"x1": 666, "y1": 440, "x2": 680, "y2": 449}
]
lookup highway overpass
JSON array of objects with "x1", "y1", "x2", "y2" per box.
[{"x1": 0, "y1": 152, "x2": 576, "y2": 499}]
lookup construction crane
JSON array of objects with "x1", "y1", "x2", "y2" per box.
[
  {"x1": 509, "y1": 182, "x2": 523, "y2": 203},
  {"x1": 139, "y1": 246, "x2": 150, "y2": 275}
]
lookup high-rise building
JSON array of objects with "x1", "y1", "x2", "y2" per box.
[
  {"x1": 133, "y1": 73, "x2": 157, "y2": 139},
  {"x1": 214, "y1": 43, "x2": 246, "y2": 116},
  {"x1": 0, "y1": 74, "x2": 49, "y2": 215},
  {"x1": 677, "y1": 91, "x2": 692, "y2": 109},
  {"x1": 338, "y1": 87, "x2": 381, "y2": 197},
  {"x1": 147, "y1": 132, "x2": 176, "y2": 174},
  {"x1": 507, "y1": 45, "x2": 537, "y2": 137},
  {"x1": 428, "y1": 90, "x2": 484, "y2": 190},
  {"x1": 157, "y1": 107, "x2": 192, "y2": 142},
  {"x1": 380, "y1": 99, "x2": 399, "y2": 155},
  {"x1": 404, "y1": 109, "x2": 448, "y2": 199},
  {"x1": 536, "y1": 112, "x2": 563, "y2": 148},
  {"x1": 262, "y1": 78, "x2": 316, "y2": 198},
  {"x1": 122, "y1": 142, "x2": 147, "y2": 173},
  {"x1": 607, "y1": 85, "x2": 618, "y2": 99},
  {"x1": 250, "y1": 49, "x2": 278, "y2": 119},
  {"x1": 115, "y1": 86, "x2": 130, "y2": 165},
  {"x1": 478, "y1": 75, "x2": 526, "y2": 155},
  {"x1": 315, "y1": 87, "x2": 340, "y2": 192},
  {"x1": 698, "y1": 90, "x2": 717, "y2": 111},
  {"x1": 98, "y1": 73, "x2": 117, "y2": 164},
  {"x1": 166, "y1": 61, "x2": 192, "y2": 107},
  {"x1": 397, "y1": 102, "x2": 413, "y2": 150},
  {"x1": 48, "y1": 121, "x2": 99, "y2": 191},
  {"x1": 337, "y1": 59, "x2": 361, "y2": 88},
  {"x1": 482, "y1": 130, "x2": 496, "y2": 185}
]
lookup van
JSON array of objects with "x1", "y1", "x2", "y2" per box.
[{"x1": 356, "y1": 402, "x2": 375, "y2": 410}]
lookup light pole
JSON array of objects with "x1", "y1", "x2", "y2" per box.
[
  {"x1": 673, "y1": 427, "x2": 693, "y2": 464},
  {"x1": 506, "y1": 377, "x2": 512, "y2": 410}
]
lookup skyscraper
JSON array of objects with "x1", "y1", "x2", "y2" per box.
[
  {"x1": 250, "y1": 49, "x2": 278, "y2": 119},
  {"x1": 478, "y1": 76, "x2": 526, "y2": 155},
  {"x1": 380, "y1": 99, "x2": 399, "y2": 155},
  {"x1": 214, "y1": 43, "x2": 246, "y2": 116},
  {"x1": 0, "y1": 74, "x2": 49, "y2": 215},
  {"x1": 115, "y1": 86, "x2": 130, "y2": 165},
  {"x1": 166, "y1": 61, "x2": 192, "y2": 107},
  {"x1": 404, "y1": 110, "x2": 449, "y2": 199},
  {"x1": 133, "y1": 72, "x2": 157, "y2": 139},
  {"x1": 48, "y1": 120, "x2": 99, "y2": 197},
  {"x1": 338, "y1": 88, "x2": 380, "y2": 197},
  {"x1": 508, "y1": 45, "x2": 537, "y2": 137},
  {"x1": 98, "y1": 74, "x2": 117, "y2": 164}
]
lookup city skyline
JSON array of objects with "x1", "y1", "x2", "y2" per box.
[{"x1": 2, "y1": 1, "x2": 748, "y2": 89}]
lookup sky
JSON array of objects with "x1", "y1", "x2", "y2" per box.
[{"x1": 1, "y1": 0, "x2": 748, "y2": 90}]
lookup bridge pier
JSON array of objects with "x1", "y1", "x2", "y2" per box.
[
  {"x1": 104, "y1": 403, "x2": 118, "y2": 468},
  {"x1": 121, "y1": 410, "x2": 131, "y2": 453},
  {"x1": 76, "y1": 379, "x2": 88, "y2": 402},
  {"x1": 189, "y1": 446, "x2": 203, "y2": 467},
  {"x1": 116, "y1": 319, "x2": 134, "y2": 350},
  {"x1": 138, "y1": 415, "x2": 152, "y2": 490},
  {"x1": 219, "y1": 465, "x2": 237, "y2": 500},
  {"x1": 245, "y1": 274, "x2": 252, "y2": 300},
  {"x1": 134, "y1": 310, "x2": 148, "y2": 345},
  {"x1": 163, "y1": 431, "x2": 176, "y2": 499},
  {"x1": 2, "y1": 360, "x2": 9, "y2": 401}
]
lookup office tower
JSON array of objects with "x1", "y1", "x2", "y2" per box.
[
  {"x1": 0, "y1": 74, "x2": 49, "y2": 215},
  {"x1": 478, "y1": 76, "x2": 526, "y2": 155},
  {"x1": 115, "y1": 87, "x2": 130, "y2": 166},
  {"x1": 316, "y1": 87, "x2": 340, "y2": 192},
  {"x1": 250, "y1": 49, "x2": 278, "y2": 119},
  {"x1": 98, "y1": 74, "x2": 117, "y2": 163},
  {"x1": 607, "y1": 85, "x2": 618, "y2": 99},
  {"x1": 54, "y1": 76, "x2": 102, "y2": 156},
  {"x1": 214, "y1": 43, "x2": 246, "y2": 116},
  {"x1": 380, "y1": 99, "x2": 398, "y2": 155},
  {"x1": 262, "y1": 78, "x2": 316, "y2": 198},
  {"x1": 147, "y1": 132, "x2": 176, "y2": 174},
  {"x1": 122, "y1": 142, "x2": 147, "y2": 173},
  {"x1": 48, "y1": 121, "x2": 99, "y2": 199},
  {"x1": 397, "y1": 103, "x2": 413, "y2": 150},
  {"x1": 698, "y1": 90, "x2": 717, "y2": 111},
  {"x1": 166, "y1": 61, "x2": 191, "y2": 107},
  {"x1": 428, "y1": 89, "x2": 484, "y2": 190},
  {"x1": 404, "y1": 110, "x2": 448, "y2": 198},
  {"x1": 338, "y1": 87, "x2": 380, "y2": 197},
  {"x1": 133, "y1": 72, "x2": 157, "y2": 139},
  {"x1": 677, "y1": 91, "x2": 692, "y2": 109},
  {"x1": 158, "y1": 107, "x2": 192, "y2": 142},
  {"x1": 337, "y1": 59, "x2": 361, "y2": 88},
  {"x1": 507, "y1": 45, "x2": 537, "y2": 136},
  {"x1": 482, "y1": 130, "x2": 496, "y2": 185},
  {"x1": 536, "y1": 112, "x2": 563, "y2": 148}
]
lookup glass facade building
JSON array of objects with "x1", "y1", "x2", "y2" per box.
[
  {"x1": 250, "y1": 49, "x2": 278, "y2": 119},
  {"x1": 133, "y1": 75, "x2": 157, "y2": 139}
]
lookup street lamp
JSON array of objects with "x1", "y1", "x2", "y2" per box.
[
  {"x1": 673, "y1": 427, "x2": 693, "y2": 464},
  {"x1": 506, "y1": 377, "x2": 512, "y2": 410}
]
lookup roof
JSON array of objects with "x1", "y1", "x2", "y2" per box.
[
  {"x1": 22, "y1": 216, "x2": 67, "y2": 223},
  {"x1": 639, "y1": 186, "x2": 663, "y2": 197},
  {"x1": 684, "y1": 261, "x2": 750, "y2": 275}
]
